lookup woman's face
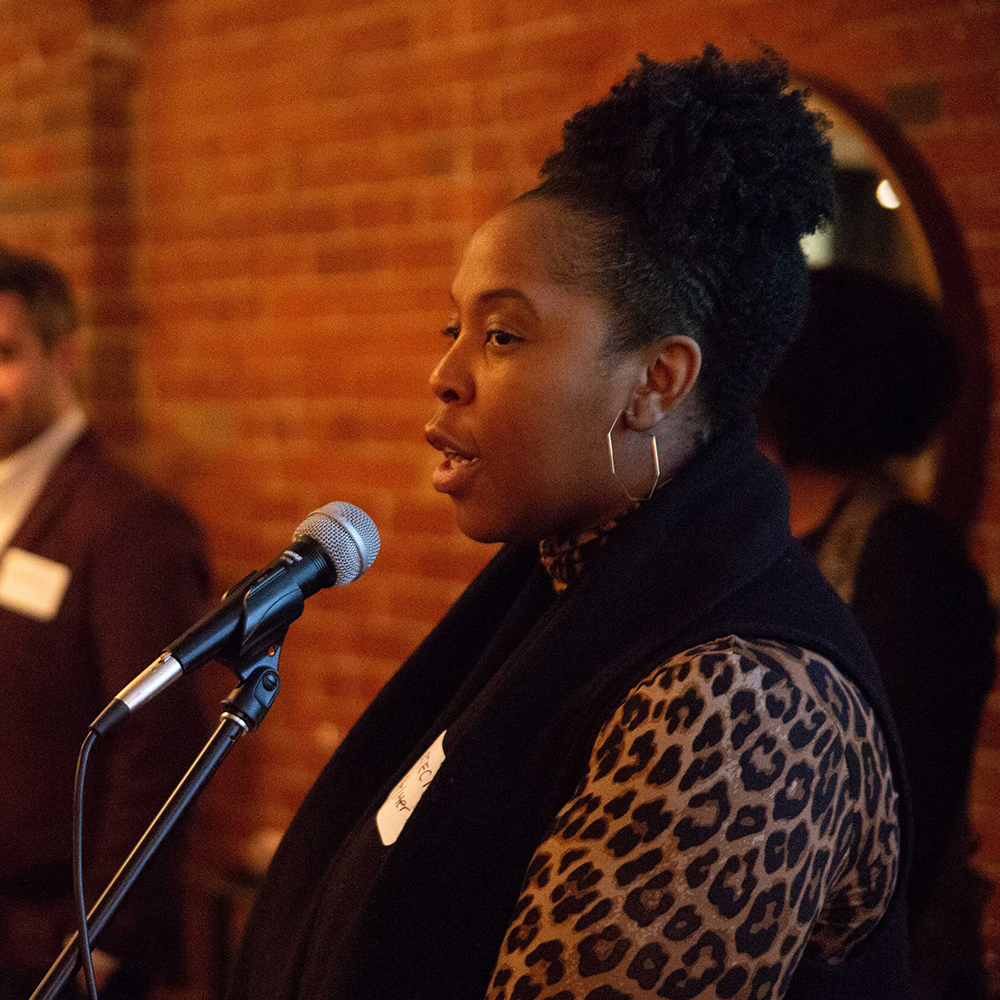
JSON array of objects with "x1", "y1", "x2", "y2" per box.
[{"x1": 425, "y1": 199, "x2": 643, "y2": 544}]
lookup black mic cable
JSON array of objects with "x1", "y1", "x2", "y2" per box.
[{"x1": 74, "y1": 731, "x2": 100, "y2": 1000}]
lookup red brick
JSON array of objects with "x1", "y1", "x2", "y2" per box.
[
  {"x1": 425, "y1": 181, "x2": 509, "y2": 222},
  {"x1": 201, "y1": 155, "x2": 279, "y2": 199},
  {"x1": 294, "y1": 142, "x2": 376, "y2": 188},
  {"x1": 341, "y1": 12, "x2": 414, "y2": 54},
  {"x1": 283, "y1": 199, "x2": 350, "y2": 234},
  {"x1": 942, "y1": 70, "x2": 1000, "y2": 122},
  {"x1": 919, "y1": 126, "x2": 1000, "y2": 180},
  {"x1": 303, "y1": 396, "x2": 431, "y2": 445},
  {"x1": 390, "y1": 493, "x2": 463, "y2": 537},
  {"x1": 350, "y1": 193, "x2": 417, "y2": 228},
  {"x1": 314, "y1": 235, "x2": 390, "y2": 274},
  {"x1": 9, "y1": 0, "x2": 1000, "y2": 974}
]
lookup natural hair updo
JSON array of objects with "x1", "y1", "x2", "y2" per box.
[{"x1": 520, "y1": 46, "x2": 834, "y2": 430}]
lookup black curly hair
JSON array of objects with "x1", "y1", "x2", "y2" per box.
[
  {"x1": 520, "y1": 46, "x2": 834, "y2": 430},
  {"x1": 759, "y1": 265, "x2": 958, "y2": 471}
]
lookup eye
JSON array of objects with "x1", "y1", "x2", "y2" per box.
[
  {"x1": 441, "y1": 324, "x2": 460, "y2": 341},
  {"x1": 486, "y1": 328, "x2": 521, "y2": 348}
]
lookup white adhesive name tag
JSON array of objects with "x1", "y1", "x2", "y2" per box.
[
  {"x1": 0, "y1": 547, "x2": 72, "y2": 622},
  {"x1": 376, "y1": 730, "x2": 447, "y2": 847}
]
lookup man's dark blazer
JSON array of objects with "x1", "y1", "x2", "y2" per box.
[{"x1": 0, "y1": 428, "x2": 210, "y2": 983}]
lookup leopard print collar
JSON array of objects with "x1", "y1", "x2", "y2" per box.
[{"x1": 539, "y1": 505, "x2": 639, "y2": 592}]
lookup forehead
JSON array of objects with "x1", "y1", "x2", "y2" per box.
[
  {"x1": 451, "y1": 200, "x2": 572, "y2": 304},
  {"x1": 0, "y1": 292, "x2": 34, "y2": 338}
]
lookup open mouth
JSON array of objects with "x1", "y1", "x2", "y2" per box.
[
  {"x1": 442, "y1": 447, "x2": 476, "y2": 466},
  {"x1": 426, "y1": 428, "x2": 481, "y2": 495},
  {"x1": 432, "y1": 450, "x2": 481, "y2": 494}
]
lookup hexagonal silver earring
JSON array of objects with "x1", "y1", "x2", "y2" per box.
[{"x1": 607, "y1": 409, "x2": 660, "y2": 502}]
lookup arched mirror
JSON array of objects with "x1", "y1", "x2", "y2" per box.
[
  {"x1": 801, "y1": 93, "x2": 940, "y2": 300},
  {"x1": 794, "y1": 77, "x2": 991, "y2": 534}
]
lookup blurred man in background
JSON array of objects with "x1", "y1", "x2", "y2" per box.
[{"x1": 0, "y1": 248, "x2": 210, "y2": 999}]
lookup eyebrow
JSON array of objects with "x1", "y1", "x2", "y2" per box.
[{"x1": 449, "y1": 287, "x2": 539, "y2": 317}]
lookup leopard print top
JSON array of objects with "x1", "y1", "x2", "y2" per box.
[{"x1": 487, "y1": 541, "x2": 901, "y2": 1000}]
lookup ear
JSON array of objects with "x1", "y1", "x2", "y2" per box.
[{"x1": 625, "y1": 335, "x2": 702, "y2": 431}]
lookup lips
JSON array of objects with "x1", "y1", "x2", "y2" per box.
[{"x1": 425, "y1": 426, "x2": 481, "y2": 495}]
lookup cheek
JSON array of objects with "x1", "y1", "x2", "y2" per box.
[
  {"x1": 0, "y1": 369, "x2": 25, "y2": 403},
  {"x1": 544, "y1": 370, "x2": 620, "y2": 460},
  {"x1": 482, "y1": 375, "x2": 614, "y2": 493},
  {"x1": 479, "y1": 378, "x2": 566, "y2": 462}
]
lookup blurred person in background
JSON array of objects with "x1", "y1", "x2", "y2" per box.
[
  {"x1": 759, "y1": 264, "x2": 998, "y2": 1000},
  {"x1": 230, "y1": 49, "x2": 912, "y2": 1000},
  {"x1": 0, "y1": 248, "x2": 210, "y2": 999}
]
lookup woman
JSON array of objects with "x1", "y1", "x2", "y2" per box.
[
  {"x1": 229, "y1": 48, "x2": 910, "y2": 1000},
  {"x1": 760, "y1": 265, "x2": 996, "y2": 1000}
]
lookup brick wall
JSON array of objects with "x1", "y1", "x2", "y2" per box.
[
  {"x1": 3, "y1": 0, "x2": 1000, "y2": 990},
  {"x1": 0, "y1": 0, "x2": 146, "y2": 441}
]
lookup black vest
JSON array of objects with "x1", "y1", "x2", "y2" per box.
[{"x1": 229, "y1": 422, "x2": 912, "y2": 1000}]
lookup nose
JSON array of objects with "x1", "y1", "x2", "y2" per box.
[{"x1": 429, "y1": 339, "x2": 474, "y2": 405}]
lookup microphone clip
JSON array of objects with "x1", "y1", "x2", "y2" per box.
[
  {"x1": 221, "y1": 654, "x2": 283, "y2": 732},
  {"x1": 217, "y1": 563, "x2": 305, "y2": 681}
]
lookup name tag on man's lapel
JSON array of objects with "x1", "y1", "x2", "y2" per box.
[{"x1": 0, "y1": 548, "x2": 72, "y2": 621}]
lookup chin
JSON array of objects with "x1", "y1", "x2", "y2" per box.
[
  {"x1": 453, "y1": 512, "x2": 512, "y2": 545},
  {"x1": 452, "y1": 501, "x2": 537, "y2": 546}
]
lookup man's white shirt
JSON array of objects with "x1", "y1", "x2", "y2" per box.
[{"x1": 0, "y1": 405, "x2": 87, "y2": 552}]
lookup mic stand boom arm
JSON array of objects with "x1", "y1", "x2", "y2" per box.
[{"x1": 29, "y1": 647, "x2": 285, "y2": 1000}]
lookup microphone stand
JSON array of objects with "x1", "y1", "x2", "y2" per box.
[{"x1": 30, "y1": 645, "x2": 285, "y2": 1000}]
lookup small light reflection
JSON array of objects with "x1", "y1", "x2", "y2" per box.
[
  {"x1": 876, "y1": 178, "x2": 901, "y2": 210},
  {"x1": 801, "y1": 227, "x2": 833, "y2": 267}
]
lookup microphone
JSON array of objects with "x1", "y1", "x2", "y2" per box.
[{"x1": 91, "y1": 502, "x2": 380, "y2": 735}]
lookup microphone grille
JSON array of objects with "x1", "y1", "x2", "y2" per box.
[{"x1": 293, "y1": 501, "x2": 380, "y2": 585}]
